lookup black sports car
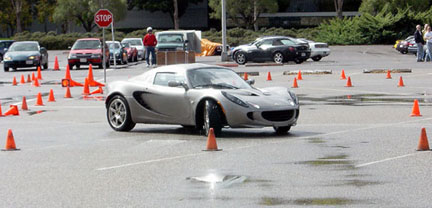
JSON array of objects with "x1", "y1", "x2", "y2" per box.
[
  {"x1": 232, "y1": 36, "x2": 310, "y2": 65},
  {"x1": 3, "y1": 41, "x2": 48, "y2": 72}
]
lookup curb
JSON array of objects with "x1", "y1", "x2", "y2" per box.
[
  {"x1": 363, "y1": 69, "x2": 412, "y2": 73},
  {"x1": 236, "y1": 72, "x2": 260, "y2": 76},
  {"x1": 283, "y1": 70, "x2": 332, "y2": 75},
  {"x1": 245, "y1": 63, "x2": 283, "y2": 67}
]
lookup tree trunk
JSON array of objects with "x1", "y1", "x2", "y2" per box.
[
  {"x1": 173, "y1": 0, "x2": 179, "y2": 29},
  {"x1": 253, "y1": 0, "x2": 258, "y2": 31},
  {"x1": 11, "y1": 0, "x2": 23, "y2": 33},
  {"x1": 333, "y1": 0, "x2": 344, "y2": 19}
]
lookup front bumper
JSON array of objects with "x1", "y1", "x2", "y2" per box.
[
  {"x1": 4, "y1": 59, "x2": 40, "y2": 68},
  {"x1": 68, "y1": 58, "x2": 103, "y2": 66}
]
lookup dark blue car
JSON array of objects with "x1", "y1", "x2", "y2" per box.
[{"x1": 0, "y1": 40, "x2": 15, "y2": 61}]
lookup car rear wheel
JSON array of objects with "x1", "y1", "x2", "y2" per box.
[
  {"x1": 312, "y1": 56, "x2": 322, "y2": 61},
  {"x1": 107, "y1": 95, "x2": 136, "y2": 131},
  {"x1": 98, "y1": 64, "x2": 103, "y2": 69},
  {"x1": 4, "y1": 66, "x2": 9, "y2": 72},
  {"x1": 273, "y1": 52, "x2": 284, "y2": 64},
  {"x1": 106, "y1": 60, "x2": 110, "y2": 68},
  {"x1": 43, "y1": 62, "x2": 48, "y2": 69},
  {"x1": 203, "y1": 100, "x2": 222, "y2": 136},
  {"x1": 76, "y1": 64, "x2": 80, "y2": 70},
  {"x1": 274, "y1": 126, "x2": 291, "y2": 135},
  {"x1": 234, "y1": 52, "x2": 247, "y2": 65}
]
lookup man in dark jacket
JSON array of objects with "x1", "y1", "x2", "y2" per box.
[
  {"x1": 414, "y1": 25, "x2": 425, "y2": 62},
  {"x1": 143, "y1": 27, "x2": 157, "y2": 67}
]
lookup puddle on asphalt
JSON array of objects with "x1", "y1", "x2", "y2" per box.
[
  {"x1": 318, "y1": 154, "x2": 348, "y2": 160},
  {"x1": 331, "y1": 145, "x2": 350, "y2": 149},
  {"x1": 331, "y1": 179, "x2": 383, "y2": 187},
  {"x1": 81, "y1": 96, "x2": 105, "y2": 101},
  {"x1": 27, "y1": 109, "x2": 57, "y2": 116},
  {"x1": 296, "y1": 154, "x2": 356, "y2": 170},
  {"x1": 299, "y1": 93, "x2": 432, "y2": 106},
  {"x1": 307, "y1": 137, "x2": 326, "y2": 144},
  {"x1": 259, "y1": 197, "x2": 357, "y2": 206},
  {"x1": 186, "y1": 173, "x2": 247, "y2": 189}
]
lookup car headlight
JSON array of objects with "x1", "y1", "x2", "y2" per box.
[
  {"x1": 4, "y1": 55, "x2": 12, "y2": 61},
  {"x1": 28, "y1": 56, "x2": 35, "y2": 60},
  {"x1": 69, "y1": 53, "x2": 77, "y2": 59},
  {"x1": 222, "y1": 91, "x2": 249, "y2": 108},
  {"x1": 288, "y1": 90, "x2": 298, "y2": 105}
]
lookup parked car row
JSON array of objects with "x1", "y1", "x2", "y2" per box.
[
  {"x1": 395, "y1": 36, "x2": 415, "y2": 54},
  {"x1": 231, "y1": 36, "x2": 330, "y2": 65}
]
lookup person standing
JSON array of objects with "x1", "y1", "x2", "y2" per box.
[
  {"x1": 424, "y1": 25, "x2": 432, "y2": 62},
  {"x1": 143, "y1": 27, "x2": 157, "y2": 67},
  {"x1": 414, "y1": 25, "x2": 425, "y2": 62}
]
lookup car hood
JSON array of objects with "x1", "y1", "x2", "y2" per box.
[
  {"x1": 233, "y1": 44, "x2": 255, "y2": 51},
  {"x1": 223, "y1": 87, "x2": 295, "y2": 108},
  {"x1": 5, "y1": 51, "x2": 40, "y2": 59},
  {"x1": 70, "y1": 49, "x2": 101, "y2": 54}
]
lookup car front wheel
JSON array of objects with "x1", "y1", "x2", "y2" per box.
[
  {"x1": 4, "y1": 66, "x2": 9, "y2": 72},
  {"x1": 274, "y1": 126, "x2": 291, "y2": 135},
  {"x1": 273, "y1": 52, "x2": 284, "y2": 64},
  {"x1": 203, "y1": 100, "x2": 222, "y2": 136},
  {"x1": 312, "y1": 56, "x2": 322, "y2": 61},
  {"x1": 107, "y1": 95, "x2": 136, "y2": 131},
  {"x1": 234, "y1": 52, "x2": 247, "y2": 65}
]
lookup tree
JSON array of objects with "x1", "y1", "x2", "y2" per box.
[
  {"x1": 209, "y1": 0, "x2": 278, "y2": 31},
  {"x1": 35, "y1": 0, "x2": 56, "y2": 32},
  {"x1": 9, "y1": 0, "x2": 33, "y2": 33},
  {"x1": 128, "y1": 0, "x2": 203, "y2": 29},
  {"x1": 53, "y1": 0, "x2": 127, "y2": 32},
  {"x1": 334, "y1": 0, "x2": 343, "y2": 19}
]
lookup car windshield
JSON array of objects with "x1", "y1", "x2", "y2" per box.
[
  {"x1": 8, "y1": 42, "x2": 39, "y2": 52},
  {"x1": 187, "y1": 68, "x2": 251, "y2": 89},
  {"x1": 108, "y1": 42, "x2": 120, "y2": 49},
  {"x1": 158, "y1": 34, "x2": 183, "y2": 43},
  {"x1": 123, "y1": 39, "x2": 142, "y2": 46},
  {"x1": 122, "y1": 43, "x2": 130, "y2": 48},
  {"x1": 72, "y1": 40, "x2": 101, "y2": 50}
]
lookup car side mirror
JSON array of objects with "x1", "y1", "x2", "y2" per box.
[
  {"x1": 246, "y1": 78, "x2": 255, "y2": 85},
  {"x1": 168, "y1": 80, "x2": 189, "y2": 90}
]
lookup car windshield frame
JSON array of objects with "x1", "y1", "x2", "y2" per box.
[
  {"x1": 187, "y1": 67, "x2": 252, "y2": 89},
  {"x1": 8, "y1": 42, "x2": 39, "y2": 52},
  {"x1": 72, "y1": 40, "x2": 101, "y2": 50}
]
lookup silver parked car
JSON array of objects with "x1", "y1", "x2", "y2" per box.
[
  {"x1": 106, "y1": 63, "x2": 299, "y2": 136},
  {"x1": 297, "y1": 38, "x2": 330, "y2": 61}
]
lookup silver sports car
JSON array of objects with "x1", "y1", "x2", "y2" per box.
[{"x1": 105, "y1": 63, "x2": 299, "y2": 136}]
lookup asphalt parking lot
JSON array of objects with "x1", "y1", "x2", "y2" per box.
[{"x1": 1, "y1": 45, "x2": 432, "y2": 207}]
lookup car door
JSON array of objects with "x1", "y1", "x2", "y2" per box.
[
  {"x1": 141, "y1": 72, "x2": 193, "y2": 124},
  {"x1": 250, "y1": 39, "x2": 273, "y2": 61}
]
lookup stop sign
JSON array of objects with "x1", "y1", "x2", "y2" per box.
[{"x1": 94, "y1": 9, "x2": 113, "y2": 28}]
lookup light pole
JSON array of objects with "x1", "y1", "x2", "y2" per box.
[{"x1": 221, "y1": 0, "x2": 229, "y2": 61}]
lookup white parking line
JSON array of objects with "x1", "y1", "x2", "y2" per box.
[
  {"x1": 96, "y1": 117, "x2": 432, "y2": 171},
  {"x1": 355, "y1": 151, "x2": 430, "y2": 168}
]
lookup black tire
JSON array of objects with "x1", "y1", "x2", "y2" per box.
[
  {"x1": 0, "y1": 54, "x2": 3, "y2": 61},
  {"x1": 107, "y1": 95, "x2": 136, "y2": 131},
  {"x1": 4, "y1": 66, "x2": 9, "y2": 72},
  {"x1": 234, "y1": 51, "x2": 247, "y2": 65},
  {"x1": 312, "y1": 56, "x2": 322, "y2": 61},
  {"x1": 203, "y1": 100, "x2": 223, "y2": 136},
  {"x1": 98, "y1": 64, "x2": 103, "y2": 69},
  {"x1": 273, "y1": 52, "x2": 284, "y2": 64},
  {"x1": 43, "y1": 62, "x2": 48, "y2": 69},
  {"x1": 274, "y1": 126, "x2": 291, "y2": 135},
  {"x1": 294, "y1": 58, "x2": 303, "y2": 64},
  {"x1": 106, "y1": 60, "x2": 110, "y2": 69}
]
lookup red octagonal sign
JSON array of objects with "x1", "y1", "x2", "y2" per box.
[{"x1": 94, "y1": 9, "x2": 113, "y2": 28}]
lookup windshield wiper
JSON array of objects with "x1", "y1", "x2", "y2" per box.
[{"x1": 194, "y1": 83, "x2": 238, "y2": 89}]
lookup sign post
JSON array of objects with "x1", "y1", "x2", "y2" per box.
[{"x1": 94, "y1": 9, "x2": 113, "y2": 83}]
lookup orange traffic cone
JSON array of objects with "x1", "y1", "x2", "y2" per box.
[
  {"x1": 27, "y1": 74, "x2": 31, "y2": 83},
  {"x1": 297, "y1": 70, "x2": 303, "y2": 80},
  {"x1": 33, "y1": 77, "x2": 40, "y2": 87},
  {"x1": 53, "y1": 56, "x2": 59, "y2": 71},
  {"x1": 21, "y1": 96, "x2": 28, "y2": 110},
  {"x1": 37, "y1": 66, "x2": 42, "y2": 80},
  {"x1": 410, "y1": 99, "x2": 422, "y2": 117},
  {"x1": 386, "y1": 70, "x2": 392, "y2": 79},
  {"x1": 90, "y1": 87, "x2": 103, "y2": 95},
  {"x1": 203, "y1": 128, "x2": 221, "y2": 151},
  {"x1": 20, "y1": 75, "x2": 25, "y2": 84},
  {"x1": 292, "y1": 77, "x2": 298, "y2": 88},
  {"x1": 398, "y1": 76, "x2": 405, "y2": 87},
  {"x1": 4, "y1": 105, "x2": 19, "y2": 116},
  {"x1": 267, "y1": 72, "x2": 272, "y2": 81},
  {"x1": 48, "y1": 89, "x2": 56, "y2": 102},
  {"x1": 244, "y1": 72, "x2": 248, "y2": 80},
  {"x1": 31, "y1": 72, "x2": 36, "y2": 81},
  {"x1": 64, "y1": 86, "x2": 72, "y2": 98},
  {"x1": 35, "y1": 92, "x2": 44, "y2": 106},
  {"x1": 89, "y1": 79, "x2": 105, "y2": 87},
  {"x1": 417, "y1": 128, "x2": 430, "y2": 151},
  {"x1": 64, "y1": 65, "x2": 84, "y2": 87},
  {"x1": 88, "y1": 64, "x2": 94, "y2": 82},
  {"x1": 345, "y1": 76, "x2": 353, "y2": 87},
  {"x1": 65, "y1": 64, "x2": 71, "y2": 80},
  {"x1": 340, "y1": 69, "x2": 346, "y2": 80},
  {"x1": 82, "y1": 78, "x2": 90, "y2": 95},
  {"x1": 0, "y1": 102, "x2": 2, "y2": 116},
  {"x1": 2, "y1": 129, "x2": 19, "y2": 151},
  {"x1": 12, "y1": 76, "x2": 17, "y2": 86}
]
